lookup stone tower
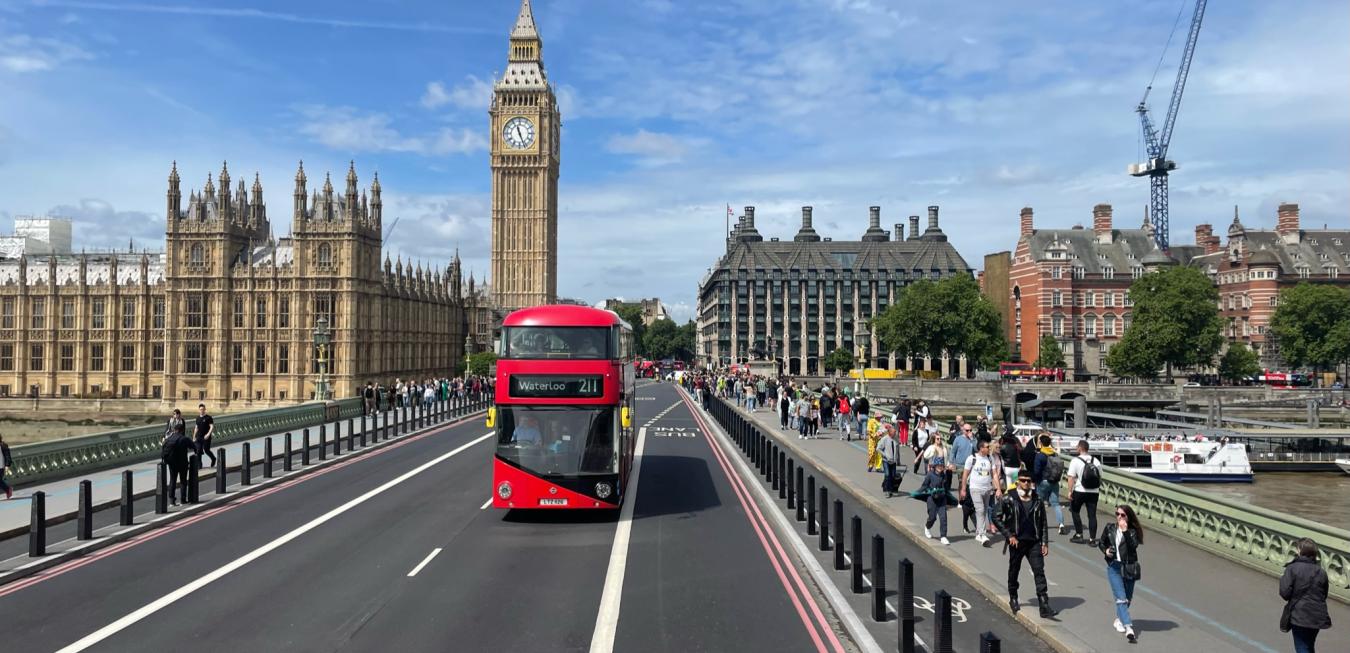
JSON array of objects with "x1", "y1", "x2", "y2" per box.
[{"x1": 490, "y1": 0, "x2": 560, "y2": 311}]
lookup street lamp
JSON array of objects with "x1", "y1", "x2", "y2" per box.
[
  {"x1": 464, "y1": 333, "x2": 473, "y2": 376},
  {"x1": 313, "y1": 315, "x2": 332, "y2": 401},
  {"x1": 856, "y1": 323, "x2": 870, "y2": 400}
]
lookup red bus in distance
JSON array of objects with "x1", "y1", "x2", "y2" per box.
[{"x1": 490, "y1": 305, "x2": 636, "y2": 509}]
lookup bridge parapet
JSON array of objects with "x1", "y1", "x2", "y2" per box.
[
  {"x1": 1066, "y1": 462, "x2": 1350, "y2": 603},
  {"x1": 6, "y1": 398, "x2": 363, "y2": 486}
]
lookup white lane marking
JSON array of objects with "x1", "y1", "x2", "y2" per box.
[
  {"x1": 480, "y1": 498, "x2": 493, "y2": 510},
  {"x1": 55, "y1": 431, "x2": 497, "y2": 653},
  {"x1": 407, "y1": 548, "x2": 443, "y2": 578},
  {"x1": 588, "y1": 426, "x2": 649, "y2": 653},
  {"x1": 641, "y1": 400, "x2": 681, "y2": 427}
]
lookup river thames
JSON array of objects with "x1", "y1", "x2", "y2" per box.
[{"x1": 1191, "y1": 472, "x2": 1350, "y2": 525}]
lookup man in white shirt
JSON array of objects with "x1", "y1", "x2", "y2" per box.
[
  {"x1": 960, "y1": 440, "x2": 1001, "y2": 545},
  {"x1": 1065, "y1": 439, "x2": 1103, "y2": 545}
]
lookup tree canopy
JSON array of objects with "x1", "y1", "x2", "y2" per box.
[
  {"x1": 1106, "y1": 265, "x2": 1223, "y2": 377},
  {"x1": 610, "y1": 304, "x2": 648, "y2": 358},
  {"x1": 871, "y1": 274, "x2": 1008, "y2": 372},
  {"x1": 823, "y1": 347, "x2": 855, "y2": 374},
  {"x1": 1034, "y1": 334, "x2": 1066, "y2": 369},
  {"x1": 1218, "y1": 342, "x2": 1261, "y2": 383},
  {"x1": 467, "y1": 351, "x2": 498, "y2": 377},
  {"x1": 642, "y1": 318, "x2": 697, "y2": 361},
  {"x1": 1269, "y1": 283, "x2": 1350, "y2": 373}
]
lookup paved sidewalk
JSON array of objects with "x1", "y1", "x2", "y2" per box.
[
  {"x1": 730, "y1": 400, "x2": 1349, "y2": 653},
  {"x1": 0, "y1": 408, "x2": 418, "y2": 537}
]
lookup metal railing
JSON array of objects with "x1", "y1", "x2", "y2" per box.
[
  {"x1": 1062, "y1": 461, "x2": 1350, "y2": 603},
  {"x1": 7, "y1": 398, "x2": 364, "y2": 486}
]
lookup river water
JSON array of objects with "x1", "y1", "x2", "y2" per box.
[{"x1": 1190, "y1": 472, "x2": 1350, "y2": 526}]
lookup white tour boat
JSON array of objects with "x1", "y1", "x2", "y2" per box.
[
  {"x1": 1010, "y1": 424, "x2": 1254, "y2": 483},
  {"x1": 1336, "y1": 459, "x2": 1350, "y2": 475}
]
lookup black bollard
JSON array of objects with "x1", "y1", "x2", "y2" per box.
[
  {"x1": 900, "y1": 559, "x2": 915, "y2": 653},
  {"x1": 872, "y1": 535, "x2": 886, "y2": 621},
  {"x1": 302, "y1": 429, "x2": 311, "y2": 465},
  {"x1": 188, "y1": 457, "x2": 200, "y2": 503},
  {"x1": 770, "y1": 445, "x2": 779, "y2": 490},
  {"x1": 934, "y1": 590, "x2": 953, "y2": 653},
  {"x1": 155, "y1": 463, "x2": 168, "y2": 514},
  {"x1": 120, "y1": 470, "x2": 135, "y2": 526},
  {"x1": 284, "y1": 432, "x2": 294, "y2": 472},
  {"x1": 403, "y1": 405, "x2": 409, "y2": 433},
  {"x1": 360, "y1": 415, "x2": 368, "y2": 447},
  {"x1": 807, "y1": 476, "x2": 817, "y2": 533},
  {"x1": 333, "y1": 421, "x2": 342, "y2": 456},
  {"x1": 347, "y1": 418, "x2": 355, "y2": 450},
  {"x1": 851, "y1": 516, "x2": 864, "y2": 593},
  {"x1": 833, "y1": 500, "x2": 845, "y2": 570},
  {"x1": 215, "y1": 449, "x2": 227, "y2": 494},
  {"x1": 77, "y1": 480, "x2": 93, "y2": 540},
  {"x1": 979, "y1": 632, "x2": 1001, "y2": 653},
  {"x1": 795, "y1": 467, "x2": 805, "y2": 521},
  {"x1": 241, "y1": 442, "x2": 252, "y2": 486},
  {"x1": 28, "y1": 490, "x2": 46, "y2": 556},
  {"x1": 818, "y1": 487, "x2": 829, "y2": 549},
  {"x1": 778, "y1": 451, "x2": 788, "y2": 499},
  {"x1": 786, "y1": 459, "x2": 795, "y2": 507},
  {"x1": 319, "y1": 425, "x2": 327, "y2": 460},
  {"x1": 264, "y1": 437, "x2": 274, "y2": 478}
]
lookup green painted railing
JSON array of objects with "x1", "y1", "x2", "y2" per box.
[
  {"x1": 7, "y1": 398, "x2": 362, "y2": 487},
  {"x1": 1061, "y1": 462, "x2": 1350, "y2": 603}
]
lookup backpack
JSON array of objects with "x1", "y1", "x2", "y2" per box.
[
  {"x1": 1043, "y1": 455, "x2": 1064, "y2": 483},
  {"x1": 1080, "y1": 456, "x2": 1102, "y2": 490}
]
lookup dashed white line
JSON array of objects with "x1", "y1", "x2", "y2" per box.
[
  {"x1": 641, "y1": 400, "x2": 682, "y2": 427},
  {"x1": 407, "y1": 548, "x2": 443, "y2": 577},
  {"x1": 480, "y1": 498, "x2": 492, "y2": 510},
  {"x1": 588, "y1": 426, "x2": 650, "y2": 653}
]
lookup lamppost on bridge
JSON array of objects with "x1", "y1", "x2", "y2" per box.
[
  {"x1": 313, "y1": 315, "x2": 332, "y2": 401},
  {"x1": 856, "y1": 323, "x2": 870, "y2": 400},
  {"x1": 464, "y1": 333, "x2": 474, "y2": 375}
]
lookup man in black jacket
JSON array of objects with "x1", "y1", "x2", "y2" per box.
[
  {"x1": 162, "y1": 410, "x2": 196, "y2": 506},
  {"x1": 995, "y1": 476, "x2": 1060, "y2": 618}
]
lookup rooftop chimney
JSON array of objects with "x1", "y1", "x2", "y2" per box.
[
  {"x1": 1195, "y1": 223, "x2": 1221, "y2": 255},
  {"x1": 894, "y1": 223, "x2": 904, "y2": 241},
  {"x1": 744, "y1": 205, "x2": 756, "y2": 229},
  {"x1": 862, "y1": 206, "x2": 889, "y2": 242},
  {"x1": 927, "y1": 205, "x2": 939, "y2": 231},
  {"x1": 908, "y1": 215, "x2": 920, "y2": 241},
  {"x1": 1093, "y1": 203, "x2": 1113, "y2": 243},
  {"x1": 1020, "y1": 207, "x2": 1034, "y2": 237},
  {"x1": 1277, "y1": 202, "x2": 1300, "y2": 244},
  {"x1": 794, "y1": 206, "x2": 821, "y2": 242},
  {"x1": 736, "y1": 205, "x2": 763, "y2": 243}
]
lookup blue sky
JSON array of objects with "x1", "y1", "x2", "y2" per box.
[{"x1": 1, "y1": 0, "x2": 1347, "y2": 321}]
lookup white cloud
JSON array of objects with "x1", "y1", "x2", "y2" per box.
[
  {"x1": 295, "y1": 105, "x2": 487, "y2": 156},
  {"x1": 606, "y1": 129, "x2": 705, "y2": 167},
  {"x1": 422, "y1": 75, "x2": 494, "y2": 112},
  {"x1": 420, "y1": 81, "x2": 452, "y2": 109},
  {"x1": 0, "y1": 35, "x2": 93, "y2": 72}
]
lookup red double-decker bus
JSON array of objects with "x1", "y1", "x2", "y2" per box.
[{"x1": 489, "y1": 305, "x2": 636, "y2": 509}]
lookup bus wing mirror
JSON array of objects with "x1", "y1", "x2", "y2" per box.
[
  {"x1": 621, "y1": 406, "x2": 632, "y2": 429},
  {"x1": 486, "y1": 407, "x2": 496, "y2": 428}
]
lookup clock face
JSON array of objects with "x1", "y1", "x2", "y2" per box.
[{"x1": 503, "y1": 117, "x2": 535, "y2": 149}]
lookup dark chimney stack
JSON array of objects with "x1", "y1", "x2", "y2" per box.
[
  {"x1": 894, "y1": 223, "x2": 904, "y2": 241},
  {"x1": 908, "y1": 215, "x2": 920, "y2": 241}
]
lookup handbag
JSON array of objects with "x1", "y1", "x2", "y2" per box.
[
  {"x1": 1123, "y1": 562, "x2": 1142, "y2": 581},
  {"x1": 1280, "y1": 600, "x2": 1294, "y2": 633}
]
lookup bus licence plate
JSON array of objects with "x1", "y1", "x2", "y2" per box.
[{"x1": 539, "y1": 498, "x2": 568, "y2": 506}]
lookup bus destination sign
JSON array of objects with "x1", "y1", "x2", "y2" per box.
[{"x1": 509, "y1": 375, "x2": 604, "y2": 399}]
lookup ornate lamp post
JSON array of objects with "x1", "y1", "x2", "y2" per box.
[
  {"x1": 313, "y1": 315, "x2": 332, "y2": 401},
  {"x1": 464, "y1": 333, "x2": 474, "y2": 375},
  {"x1": 856, "y1": 323, "x2": 870, "y2": 400}
]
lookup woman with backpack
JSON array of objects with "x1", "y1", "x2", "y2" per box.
[
  {"x1": 1099, "y1": 503, "x2": 1144, "y2": 643},
  {"x1": 837, "y1": 392, "x2": 852, "y2": 440},
  {"x1": 1033, "y1": 434, "x2": 1067, "y2": 534},
  {"x1": 1067, "y1": 439, "x2": 1104, "y2": 545}
]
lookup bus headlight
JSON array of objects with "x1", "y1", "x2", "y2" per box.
[
  {"x1": 595, "y1": 482, "x2": 613, "y2": 499},
  {"x1": 496, "y1": 481, "x2": 512, "y2": 500}
]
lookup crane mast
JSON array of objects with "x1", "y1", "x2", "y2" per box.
[{"x1": 1130, "y1": 0, "x2": 1208, "y2": 250}]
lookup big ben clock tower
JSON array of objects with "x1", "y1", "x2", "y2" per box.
[{"x1": 490, "y1": 0, "x2": 560, "y2": 310}]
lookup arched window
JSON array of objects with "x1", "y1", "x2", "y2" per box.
[
  {"x1": 1104, "y1": 314, "x2": 1116, "y2": 337},
  {"x1": 318, "y1": 243, "x2": 332, "y2": 266},
  {"x1": 189, "y1": 244, "x2": 204, "y2": 266}
]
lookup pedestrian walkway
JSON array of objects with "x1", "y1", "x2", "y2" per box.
[{"x1": 731, "y1": 401, "x2": 1349, "y2": 653}]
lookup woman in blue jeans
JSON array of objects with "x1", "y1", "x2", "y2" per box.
[{"x1": 1098, "y1": 503, "x2": 1143, "y2": 643}]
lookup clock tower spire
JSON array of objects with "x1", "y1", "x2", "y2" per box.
[{"x1": 489, "y1": 0, "x2": 560, "y2": 310}]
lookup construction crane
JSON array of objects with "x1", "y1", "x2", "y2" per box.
[{"x1": 1129, "y1": 0, "x2": 1208, "y2": 250}]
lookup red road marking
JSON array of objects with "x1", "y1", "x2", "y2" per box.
[
  {"x1": 0, "y1": 414, "x2": 486, "y2": 599},
  {"x1": 676, "y1": 390, "x2": 846, "y2": 653}
]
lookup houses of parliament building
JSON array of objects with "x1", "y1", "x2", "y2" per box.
[{"x1": 0, "y1": 162, "x2": 467, "y2": 405}]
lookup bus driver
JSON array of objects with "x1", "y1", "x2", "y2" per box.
[{"x1": 514, "y1": 415, "x2": 543, "y2": 445}]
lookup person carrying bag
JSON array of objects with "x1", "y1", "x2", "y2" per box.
[
  {"x1": 1099, "y1": 504, "x2": 1144, "y2": 643},
  {"x1": 1280, "y1": 537, "x2": 1333, "y2": 653}
]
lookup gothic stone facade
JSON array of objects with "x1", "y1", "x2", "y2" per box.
[
  {"x1": 697, "y1": 206, "x2": 971, "y2": 376},
  {"x1": 0, "y1": 162, "x2": 465, "y2": 405},
  {"x1": 490, "y1": 0, "x2": 560, "y2": 311}
]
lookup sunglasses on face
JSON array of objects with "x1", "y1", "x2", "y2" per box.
[
  {"x1": 1017, "y1": 478, "x2": 1032, "y2": 484},
  {"x1": 1116, "y1": 511, "x2": 1127, "y2": 517}
]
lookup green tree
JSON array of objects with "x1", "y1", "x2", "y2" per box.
[
  {"x1": 467, "y1": 351, "x2": 498, "y2": 377},
  {"x1": 823, "y1": 347, "x2": 855, "y2": 374},
  {"x1": 1034, "y1": 334, "x2": 1066, "y2": 369},
  {"x1": 1217, "y1": 342, "x2": 1261, "y2": 384},
  {"x1": 611, "y1": 304, "x2": 648, "y2": 358},
  {"x1": 1269, "y1": 283, "x2": 1350, "y2": 376},
  {"x1": 1111, "y1": 265, "x2": 1224, "y2": 377},
  {"x1": 643, "y1": 318, "x2": 682, "y2": 361},
  {"x1": 675, "y1": 320, "x2": 697, "y2": 361},
  {"x1": 872, "y1": 274, "x2": 1008, "y2": 373}
]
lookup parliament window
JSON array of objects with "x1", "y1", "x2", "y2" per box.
[
  {"x1": 185, "y1": 343, "x2": 206, "y2": 374},
  {"x1": 121, "y1": 345, "x2": 135, "y2": 372},
  {"x1": 30, "y1": 344, "x2": 44, "y2": 371},
  {"x1": 61, "y1": 299, "x2": 76, "y2": 329},
  {"x1": 90, "y1": 344, "x2": 105, "y2": 372},
  {"x1": 232, "y1": 344, "x2": 244, "y2": 374},
  {"x1": 278, "y1": 344, "x2": 290, "y2": 374},
  {"x1": 60, "y1": 344, "x2": 74, "y2": 371},
  {"x1": 92, "y1": 298, "x2": 106, "y2": 329},
  {"x1": 278, "y1": 297, "x2": 290, "y2": 328},
  {"x1": 318, "y1": 243, "x2": 333, "y2": 266},
  {"x1": 31, "y1": 298, "x2": 46, "y2": 329},
  {"x1": 151, "y1": 344, "x2": 165, "y2": 372},
  {"x1": 122, "y1": 298, "x2": 136, "y2": 329},
  {"x1": 153, "y1": 297, "x2": 165, "y2": 329},
  {"x1": 254, "y1": 345, "x2": 267, "y2": 374},
  {"x1": 234, "y1": 296, "x2": 245, "y2": 328},
  {"x1": 187, "y1": 294, "x2": 206, "y2": 328},
  {"x1": 255, "y1": 298, "x2": 267, "y2": 328},
  {"x1": 189, "y1": 243, "x2": 204, "y2": 266},
  {"x1": 0, "y1": 344, "x2": 12, "y2": 371},
  {"x1": 1, "y1": 298, "x2": 12, "y2": 329}
]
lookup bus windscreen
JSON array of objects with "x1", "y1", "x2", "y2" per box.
[{"x1": 495, "y1": 406, "x2": 617, "y2": 475}]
